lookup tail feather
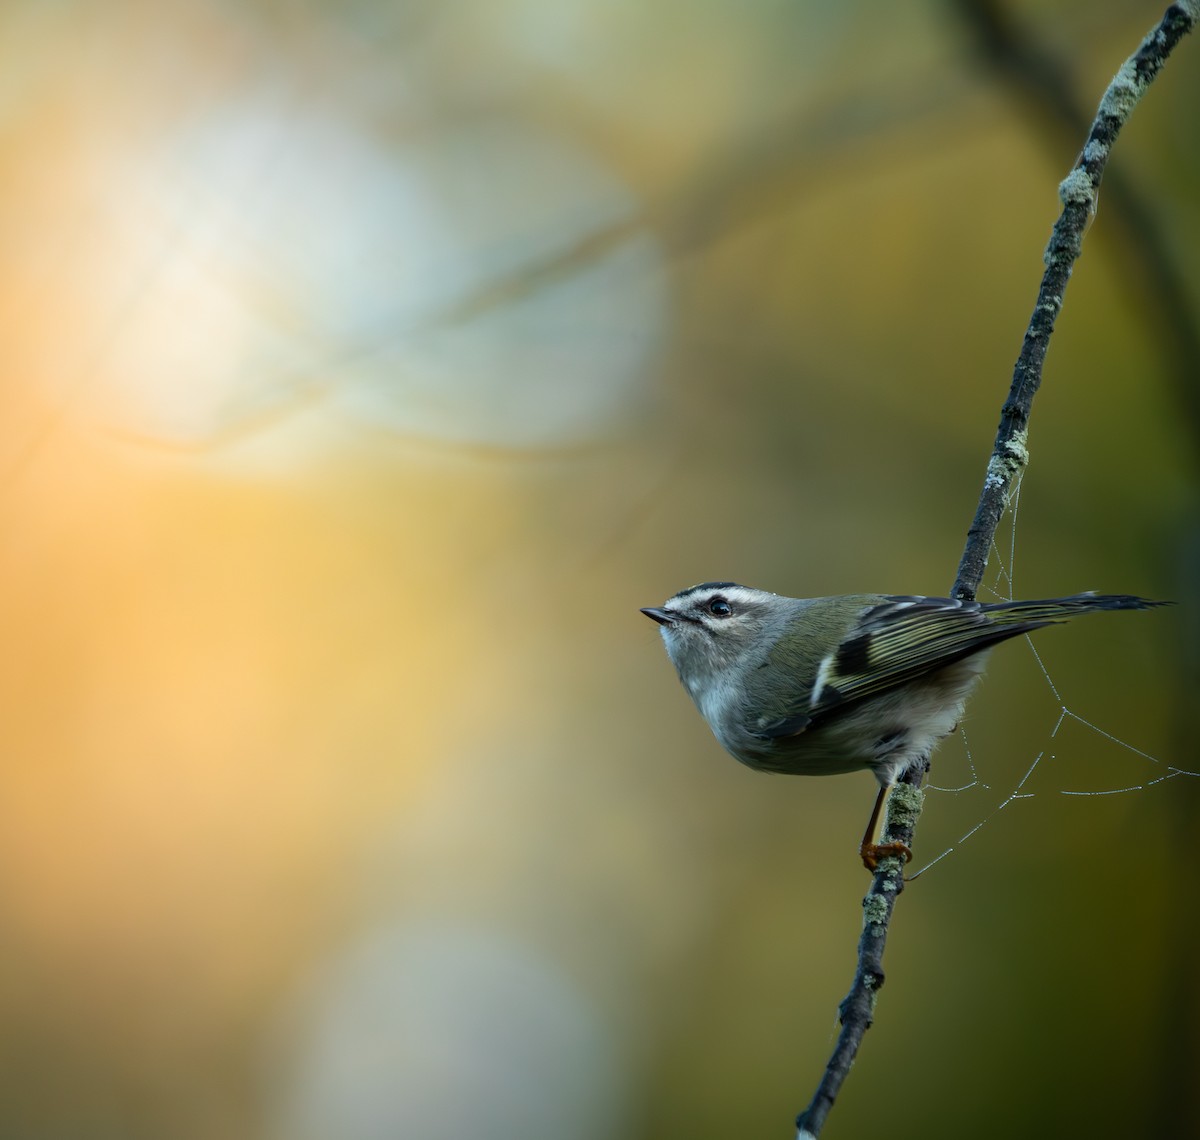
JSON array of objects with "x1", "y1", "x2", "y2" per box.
[{"x1": 981, "y1": 593, "x2": 1172, "y2": 626}]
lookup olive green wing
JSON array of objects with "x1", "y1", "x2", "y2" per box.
[{"x1": 757, "y1": 594, "x2": 1059, "y2": 739}]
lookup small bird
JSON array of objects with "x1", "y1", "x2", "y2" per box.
[{"x1": 641, "y1": 583, "x2": 1169, "y2": 869}]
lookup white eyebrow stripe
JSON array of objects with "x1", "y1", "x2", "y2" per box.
[{"x1": 675, "y1": 586, "x2": 759, "y2": 605}]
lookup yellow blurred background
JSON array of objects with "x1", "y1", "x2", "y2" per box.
[{"x1": 0, "y1": 1, "x2": 1196, "y2": 1137}]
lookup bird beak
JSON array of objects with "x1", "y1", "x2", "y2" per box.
[{"x1": 640, "y1": 607, "x2": 676, "y2": 625}]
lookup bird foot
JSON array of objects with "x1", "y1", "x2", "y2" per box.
[{"x1": 860, "y1": 841, "x2": 913, "y2": 872}]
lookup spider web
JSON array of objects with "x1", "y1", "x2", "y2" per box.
[{"x1": 909, "y1": 474, "x2": 1198, "y2": 880}]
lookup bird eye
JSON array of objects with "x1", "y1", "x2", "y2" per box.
[{"x1": 708, "y1": 597, "x2": 733, "y2": 617}]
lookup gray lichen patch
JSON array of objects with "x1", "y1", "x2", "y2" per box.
[{"x1": 862, "y1": 894, "x2": 889, "y2": 926}]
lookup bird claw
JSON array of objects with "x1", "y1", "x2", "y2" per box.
[{"x1": 860, "y1": 841, "x2": 913, "y2": 872}]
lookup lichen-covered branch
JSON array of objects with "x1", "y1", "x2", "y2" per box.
[
  {"x1": 953, "y1": 1, "x2": 1199, "y2": 603},
  {"x1": 951, "y1": 0, "x2": 1200, "y2": 457},
  {"x1": 795, "y1": 5, "x2": 1197, "y2": 1137},
  {"x1": 794, "y1": 774, "x2": 926, "y2": 1140}
]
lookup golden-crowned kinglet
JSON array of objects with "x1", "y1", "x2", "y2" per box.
[{"x1": 641, "y1": 583, "x2": 1168, "y2": 868}]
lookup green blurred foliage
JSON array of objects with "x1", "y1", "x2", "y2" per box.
[{"x1": 0, "y1": 1, "x2": 1196, "y2": 1138}]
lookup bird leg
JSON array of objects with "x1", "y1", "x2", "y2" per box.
[{"x1": 859, "y1": 783, "x2": 913, "y2": 871}]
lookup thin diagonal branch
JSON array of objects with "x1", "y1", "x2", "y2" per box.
[
  {"x1": 794, "y1": 768, "x2": 926, "y2": 1139},
  {"x1": 795, "y1": 5, "x2": 1197, "y2": 1137},
  {"x1": 952, "y1": 0, "x2": 1200, "y2": 464},
  {"x1": 953, "y1": 1, "x2": 1199, "y2": 604}
]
